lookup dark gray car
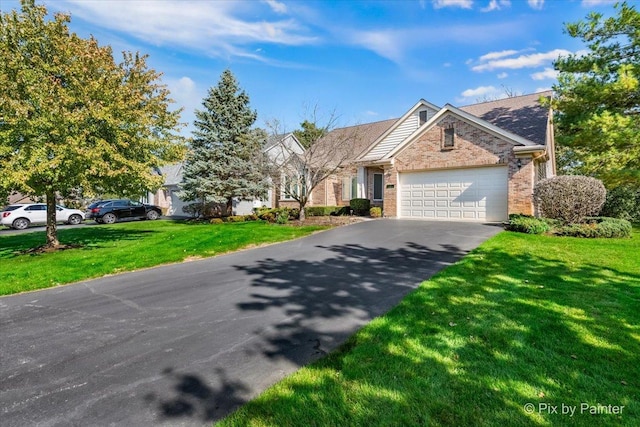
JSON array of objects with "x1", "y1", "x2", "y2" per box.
[{"x1": 86, "y1": 199, "x2": 162, "y2": 224}]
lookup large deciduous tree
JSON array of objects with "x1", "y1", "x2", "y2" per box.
[
  {"x1": 0, "y1": 0, "x2": 185, "y2": 247},
  {"x1": 552, "y1": 1, "x2": 640, "y2": 186},
  {"x1": 180, "y1": 69, "x2": 269, "y2": 216}
]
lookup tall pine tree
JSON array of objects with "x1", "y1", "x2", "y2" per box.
[{"x1": 180, "y1": 70, "x2": 269, "y2": 216}]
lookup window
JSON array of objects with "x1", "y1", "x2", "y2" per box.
[
  {"x1": 443, "y1": 125, "x2": 455, "y2": 148},
  {"x1": 536, "y1": 161, "x2": 548, "y2": 182},
  {"x1": 342, "y1": 176, "x2": 357, "y2": 201},
  {"x1": 419, "y1": 110, "x2": 428, "y2": 125},
  {"x1": 373, "y1": 174, "x2": 383, "y2": 201},
  {"x1": 282, "y1": 175, "x2": 305, "y2": 200},
  {"x1": 25, "y1": 204, "x2": 46, "y2": 211}
]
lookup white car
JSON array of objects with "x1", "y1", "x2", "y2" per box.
[{"x1": 0, "y1": 203, "x2": 85, "y2": 230}]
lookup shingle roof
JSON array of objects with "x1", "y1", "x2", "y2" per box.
[
  {"x1": 459, "y1": 91, "x2": 552, "y2": 145},
  {"x1": 320, "y1": 118, "x2": 397, "y2": 162}
]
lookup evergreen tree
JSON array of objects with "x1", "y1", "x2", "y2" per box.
[
  {"x1": 180, "y1": 70, "x2": 269, "y2": 216},
  {"x1": 552, "y1": 1, "x2": 640, "y2": 186}
]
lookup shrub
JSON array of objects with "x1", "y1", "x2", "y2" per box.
[
  {"x1": 184, "y1": 202, "x2": 226, "y2": 218},
  {"x1": 505, "y1": 214, "x2": 550, "y2": 234},
  {"x1": 259, "y1": 212, "x2": 276, "y2": 223},
  {"x1": 305, "y1": 206, "x2": 341, "y2": 217},
  {"x1": 209, "y1": 218, "x2": 224, "y2": 225},
  {"x1": 243, "y1": 214, "x2": 259, "y2": 222},
  {"x1": 225, "y1": 215, "x2": 246, "y2": 223},
  {"x1": 370, "y1": 207, "x2": 382, "y2": 218},
  {"x1": 276, "y1": 212, "x2": 289, "y2": 224},
  {"x1": 533, "y1": 175, "x2": 606, "y2": 224},
  {"x1": 350, "y1": 198, "x2": 371, "y2": 216},
  {"x1": 555, "y1": 217, "x2": 632, "y2": 238},
  {"x1": 600, "y1": 185, "x2": 640, "y2": 222},
  {"x1": 330, "y1": 206, "x2": 351, "y2": 216}
]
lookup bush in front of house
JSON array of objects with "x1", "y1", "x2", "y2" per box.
[
  {"x1": 533, "y1": 175, "x2": 606, "y2": 224},
  {"x1": 506, "y1": 214, "x2": 550, "y2": 234},
  {"x1": 305, "y1": 206, "x2": 341, "y2": 216},
  {"x1": 254, "y1": 207, "x2": 299, "y2": 223},
  {"x1": 600, "y1": 185, "x2": 640, "y2": 222},
  {"x1": 184, "y1": 202, "x2": 227, "y2": 218},
  {"x1": 350, "y1": 198, "x2": 371, "y2": 216},
  {"x1": 370, "y1": 207, "x2": 382, "y2": 218},
  {"x1": 555, "y1": 217, "x2": 632, "y2": 238}
]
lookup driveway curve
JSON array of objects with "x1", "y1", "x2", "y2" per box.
[{"x1": 0, "y1": 219, "x2": 502, "y2": 426}]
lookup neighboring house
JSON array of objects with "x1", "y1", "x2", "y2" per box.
[
  {"x1": 294, "y1": 91, "x2": 555, "y2": 222},
  {"x1": 148, "y1": 133, "x2": 305, "y2": 216}
]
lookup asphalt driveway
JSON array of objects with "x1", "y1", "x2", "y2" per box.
[{"x1": 0, "y1": 219, "x2": 502, "y2": 426}]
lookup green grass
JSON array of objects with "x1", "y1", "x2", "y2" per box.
[
  {"x1": 218, "y1": 230, "x2": 640, "y2": 427},
  {"x1": 0, "y1": 220, "x2": 326, "y2": 296}
]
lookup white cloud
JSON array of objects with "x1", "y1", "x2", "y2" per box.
[
  {"x1": 345, "y1": 21, "x2": 523, "y2": 64},
  {"x1": 432, "y1": 0, "x2": 473, "y2": 9},
  {"x1": 479, "y1": 49, "x2": 519, "y2": 62},
  {"x1": 528, "y1": 0, "x2": 544, "y2": 10},
  {"x1": 364, "y1": 110, "x2": 379, "y2": 116},
  {"x1": 481, "y1": 0, "x2": 511, "y2": 12},
  {"x1": 461, "y1": 85, "x2": 498, "y2": 97},
  {"x1": 443, "y1": 62, "x2": 452, "y2": 67},
  {"x1": 530, "y1": 67, "x2": 558, "y2": 80},
  {"x1": 581, "y1": 0, "x2": 615, "y2": 5},
  {"x1": 57, "y1": 0, "x2": 317, "y2": 59},
  {"x1": 497, "y1": 72, "x2": 508, "y2": 79},
  {"x1": 472, "y1": 49, "x2": 571, "y2": 71},
  {"x1": 535, "y1": 86, "x2": 553, "y2": 93},
  {"x1": 264, "y1": 0, "x2": 288, "y2": 14}
]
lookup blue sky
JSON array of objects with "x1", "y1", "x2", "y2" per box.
[{"x1": 2, "y1": 0, "x2": 618, "y2": 134}]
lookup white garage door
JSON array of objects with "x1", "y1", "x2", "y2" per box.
[{"x1": 399, "y1": 167, "x2": 508, "y2": 221}]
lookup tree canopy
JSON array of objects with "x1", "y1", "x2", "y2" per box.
[
  {"x1": 180, "y1": 69, "x2": 269, "y2": 216},
  {"x1": 0, "y1": 0, "x2": 185, "y2": 246},
  {"x1": 552, "y1": 1, "x2": 640, "y2": 186},
  {"x1": 293, "y1": 120, "x2": 327, "y2": 149}
]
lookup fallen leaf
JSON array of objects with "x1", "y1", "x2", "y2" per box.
[
  {"x1": 449, "y1": 322, "x2": 457, "y2": 327},
  {"x1": 621, "y1": 380, "x2": 627, "y2": 386},
  {"x1": 571, "y1": 354, "x2": 578, "y2": 359}
]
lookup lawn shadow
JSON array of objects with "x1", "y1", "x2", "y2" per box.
[{"x1": 0, "y1": 227, "x2": 158, "y2": 258}]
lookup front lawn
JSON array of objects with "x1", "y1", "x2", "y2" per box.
[
  {"x1": 219, "y1": 230, "x2": 640, "y2": 426},
  {"x1": 0, "y1": 220, "x2": 326, "y2": 296}
]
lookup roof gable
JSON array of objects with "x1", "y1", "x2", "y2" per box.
[
  {"x1": 358, "y1": 99, "x2": 440, "y2": 161},
  {"x1": 382, "y1": 104, "x2": 540, "y2": 161}
]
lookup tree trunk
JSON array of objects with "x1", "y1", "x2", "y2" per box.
[
  {"x1": 226, "y1": 197, "x2": 233, "y2": 217},
  {"x1": 45, "y1": 191, "x2": 59, "y2": 248},
  {"x1": 299, "y1": 201, "x2": 306, "y2": 221}
]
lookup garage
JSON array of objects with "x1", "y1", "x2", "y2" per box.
[{"x1": 399, "y1": 167, "x2": 508, "y2": 221}]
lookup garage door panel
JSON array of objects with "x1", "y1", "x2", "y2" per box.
[{"x1": 398, "y1": 167, "x2": 508, "y2": 222}]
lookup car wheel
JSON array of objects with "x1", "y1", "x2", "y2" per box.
[
  {"x1": 67, "y1": 214, "x2": 83, "y2": 225},
  {"x1": 146, "y1": 210, "x2": 160, "y2": 220},
  {"x1": 12, "y1": 218, "x2": 30, "y2": 230},
  {"x1": 102, "y1": 213, "x2": 117, "y2": 224}
]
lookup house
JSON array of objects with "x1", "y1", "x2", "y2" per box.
[
  {"x1": 148, "y1": 133, "x2": 305, "y2": 217},
  {"x1": 280, "y1": 91, "x2": 555, "y2": 222}
]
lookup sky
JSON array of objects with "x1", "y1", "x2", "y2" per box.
[{"x1": 1, "y1": 0, "x2": 620, "y2": 134}]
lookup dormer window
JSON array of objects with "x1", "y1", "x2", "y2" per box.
[
  {"x1": 419, "y1": 110, "x2": 428, "y2": 125},
  {"x1": 443, "y1": 124, "x2": 455, "y2": 148}
]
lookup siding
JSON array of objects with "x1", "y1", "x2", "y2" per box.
[{"x1": 360, "y1": 107, "x2": 437, "y2": 161}]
